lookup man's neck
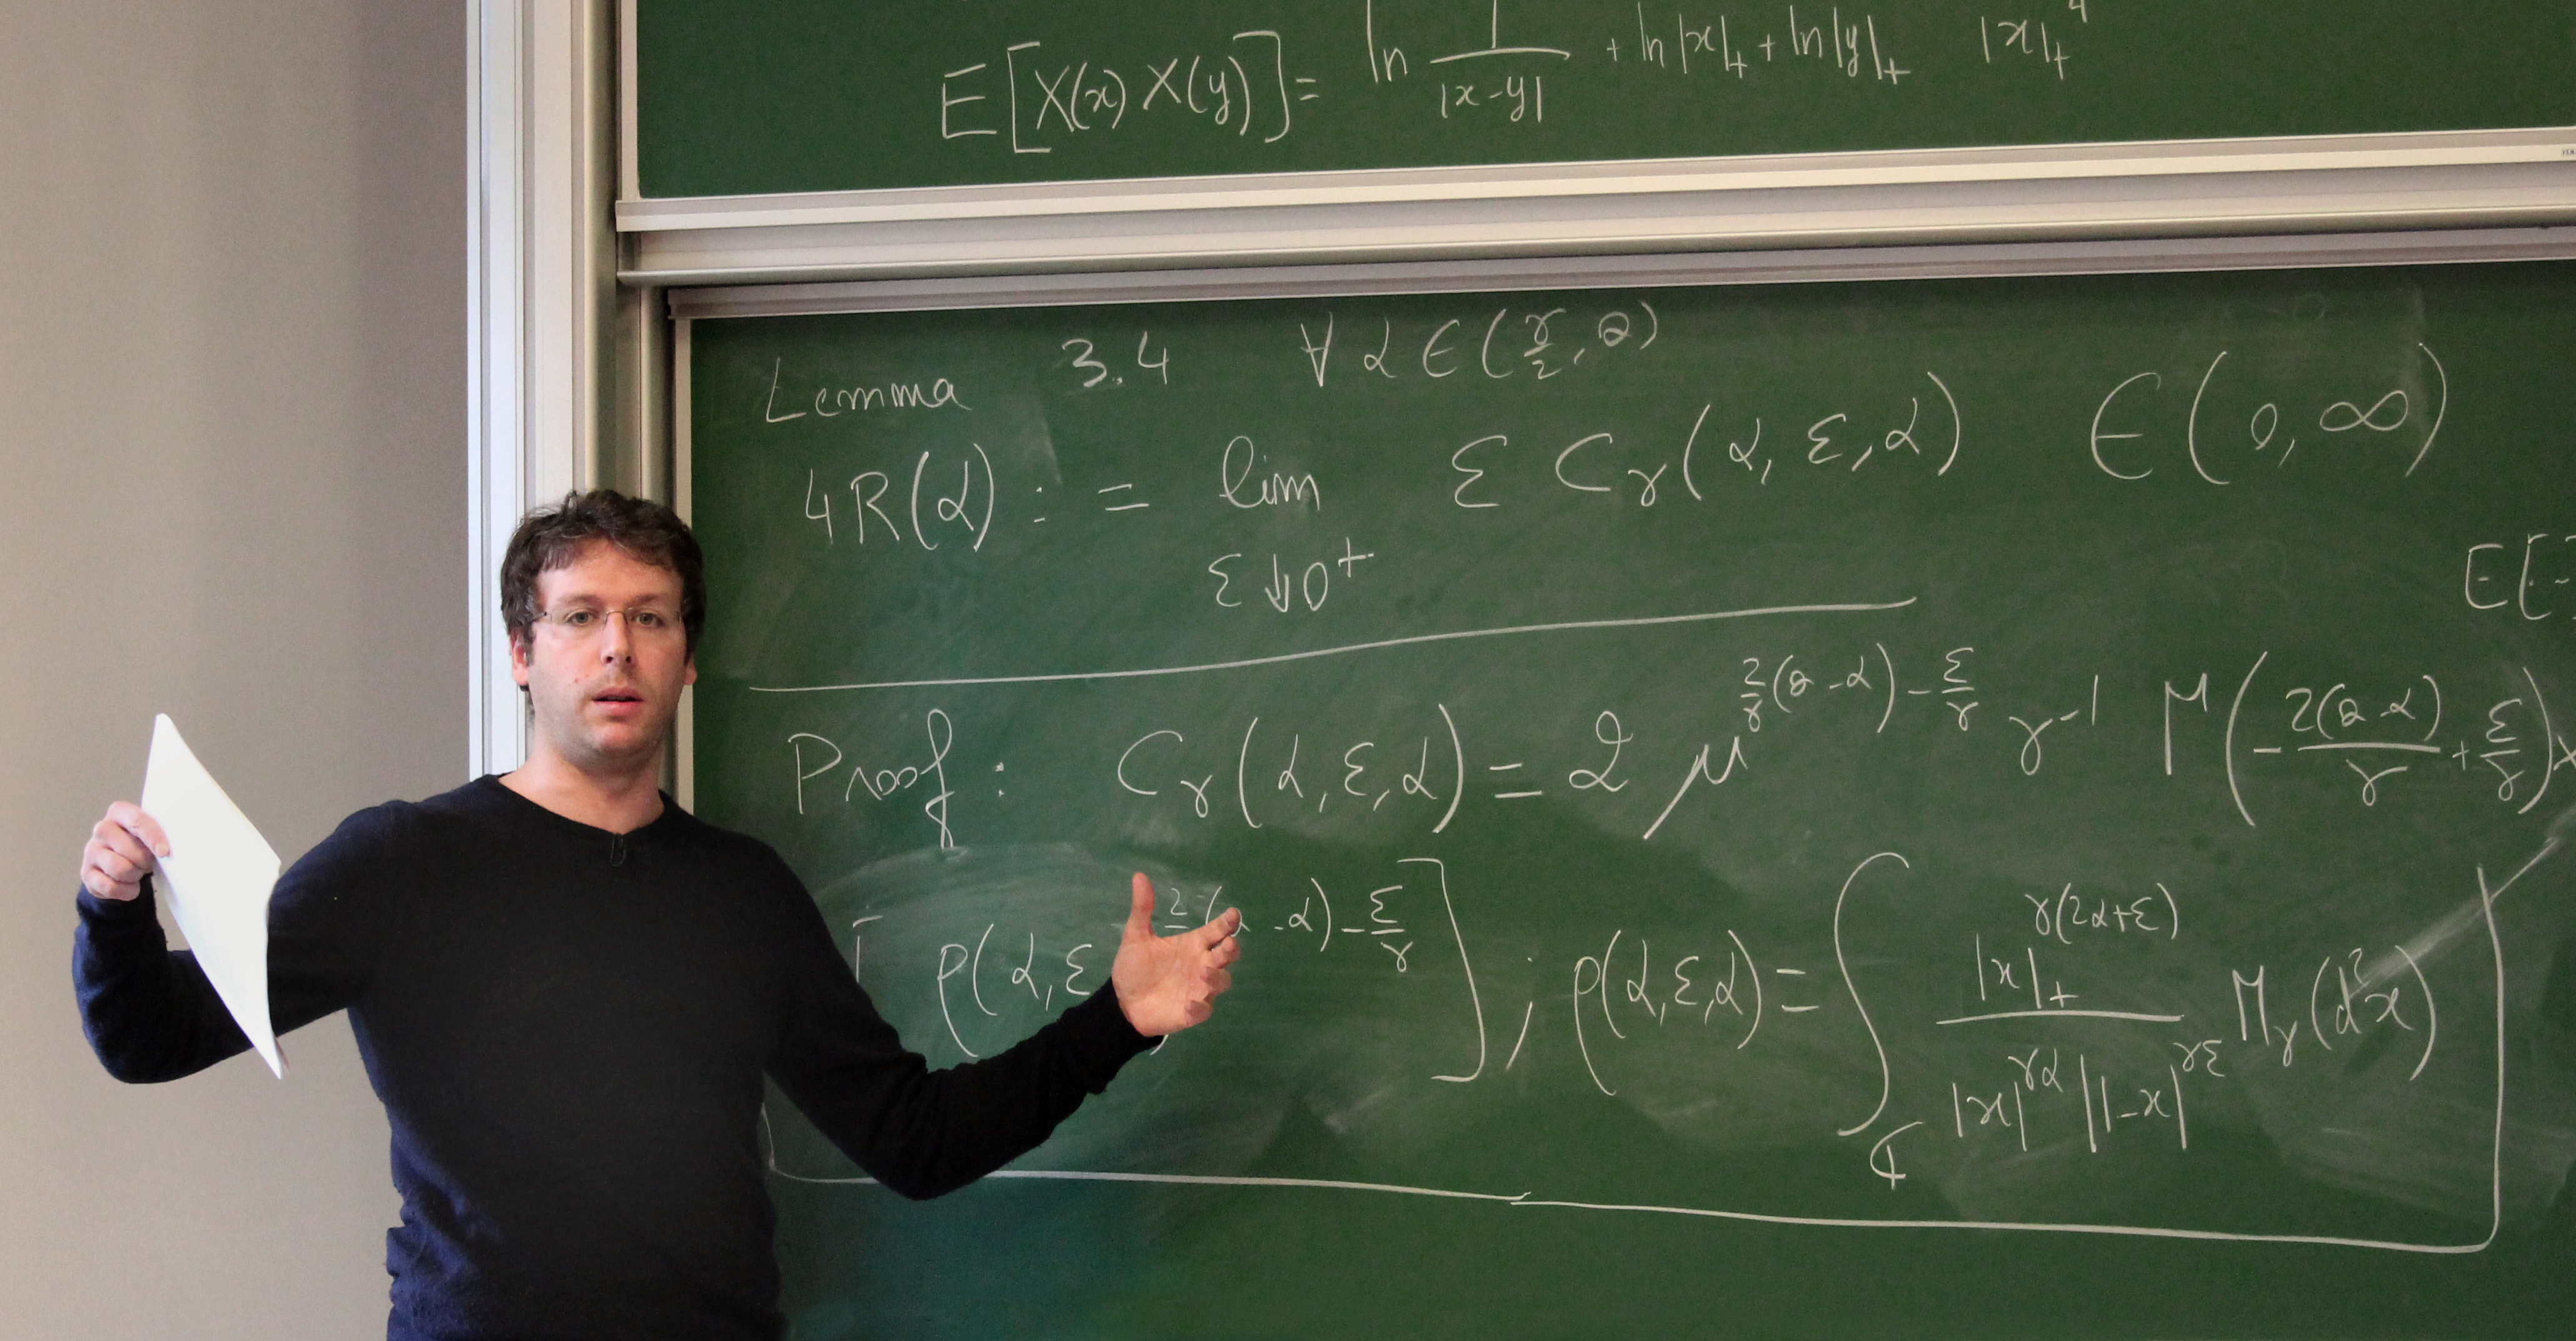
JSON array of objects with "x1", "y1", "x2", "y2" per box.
[{"x1": 499, "y1": 748, "x2": 666, "y2": 834}]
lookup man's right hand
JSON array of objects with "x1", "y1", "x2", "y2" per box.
[{"x1": 81, "y1": 802, "x2": 168, "y2": 902}]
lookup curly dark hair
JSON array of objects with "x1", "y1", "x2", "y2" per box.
[{"x1": 500, "y1": 489, "x2": 707, "y2": 658}]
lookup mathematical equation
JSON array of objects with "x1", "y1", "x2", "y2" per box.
[
  {"x1": 855, "y1": 842, "x2": 2489, "y2": 1207},
  {"x1": 937, "y1": 32, "x2": 1313, "y2": 154},
  {"x1": 926, "y1": 3, "x2": 2131, "y2": 157},
  {"x1": 777, "y1": 644, "x2": 2575, "y2": 853},
  {"x1": 2086, "y1": 344, "x2": 2449, "y2": 484},
  {"x1": 762, "y1": 317, "x2": 2460, "y2": 642},
  {"x1": 2167, "y1": 655, "x2": 2574, "y2": 823}
]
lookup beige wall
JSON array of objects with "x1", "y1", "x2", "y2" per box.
[{"x1": 0, "y1": 3, "x2": 466, "y2": 1335}]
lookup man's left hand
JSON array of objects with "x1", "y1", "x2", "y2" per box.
[{"x1": 1111, "y1": 873, "x2": 1242, "y2": 1037}]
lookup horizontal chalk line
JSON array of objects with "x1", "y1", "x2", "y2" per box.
[
  {"x1": 1509, "y1": 1197, "x2": 2494, "y2": 1253},
  {"x1": 764, "y1": 1163, "x2": 2486, "y2": 1252},
  {"x1": 766, "y1": 1164, "x2": 1524, "y2": 1202},
  {"x1": 751, "y1": 598, "x2": 1917, "y2": 693}
]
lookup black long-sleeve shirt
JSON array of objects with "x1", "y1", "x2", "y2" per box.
[{"x1": 74, "y1": 776, "x2": 1151, "y2": 1341}]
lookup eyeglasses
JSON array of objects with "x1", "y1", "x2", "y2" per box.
[{"x1": 532, "y1": 606, "x2": 682, "y2": 639}]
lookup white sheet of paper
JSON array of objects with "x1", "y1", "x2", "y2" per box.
[{"x1": 138, "y1": 714, "x2": 286, "y2": 1077}]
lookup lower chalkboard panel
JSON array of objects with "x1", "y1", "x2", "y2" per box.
[{"x1": 685, "y1": 261, "x2": 2576, "y2": 1339}]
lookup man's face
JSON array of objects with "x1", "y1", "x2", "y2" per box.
[{"x1": 509, "y1": 539, "x2": 697, "y2": 774}]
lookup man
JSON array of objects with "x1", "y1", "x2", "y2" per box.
[{"x1": 74, "y1": 489, "x2": 1242, "y2": 1340}]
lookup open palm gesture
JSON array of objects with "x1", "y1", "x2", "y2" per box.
[{"x1": 1110, "y1": 873, "x2": 1242, "y2": 1036}]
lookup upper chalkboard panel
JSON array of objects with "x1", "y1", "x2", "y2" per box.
[{"x1": 630, "y1": 0, "x2": 2576, "y2": 199}]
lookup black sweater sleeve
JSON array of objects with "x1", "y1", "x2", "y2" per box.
[
  {"x1": 73, "y1": 807, "x2": 393, "y2": 1083},
  {"x1": 761, "y1": 867, "x2": 1154, "y2": 1200},
  {"x1": 73, "y1": 883, "x2": 251, "y2": 1082}
]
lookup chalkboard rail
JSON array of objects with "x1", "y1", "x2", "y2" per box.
[
  {"x1": 622, "y1": 129, "x2": 2576, "y2": 284},
  {"x1": 656, "y1": 229, "x2": 2576, "y2": 324},
  {"x1": 619, "y1": 128, "x2": 2576, "y2": 229}
]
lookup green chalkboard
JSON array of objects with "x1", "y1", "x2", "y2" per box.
[
  {"x1": 683, "y1": 262, "x2": 2576, "y2": 1339},
  {"x1": 632, "y1": 0, "x2": 2576, "y2": 199}
]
